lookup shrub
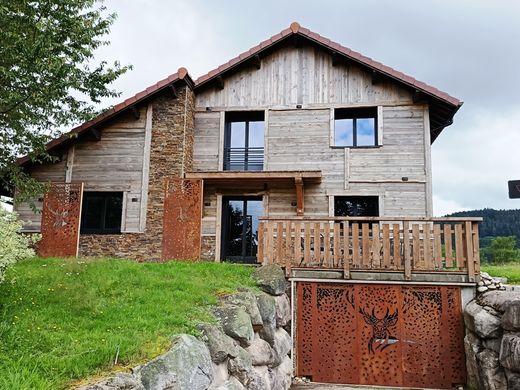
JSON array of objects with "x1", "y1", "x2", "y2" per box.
[
  {"x1": 0, "y1": 208, "x2": 39, "y2": 282},
  {"x1": 488, "y1": 236, "x2": 520, "y2": 264}
]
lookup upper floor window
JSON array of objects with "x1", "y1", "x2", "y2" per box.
[
  {"x1": 80, "y1": 192, "x2": 123, "y2": 234},
  {"x1": 334, "y1": 196, "x2": 379, "y2": 217},
  {"x1": 334, "y1": 107, "x2": 377, "y2": 147},
  {"x1": 224, "y1": 111, "x2": 264, "y2": 171}
]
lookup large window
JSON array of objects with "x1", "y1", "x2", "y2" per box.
[
  {"x1": 334, "y1": 107, "x2": 377, "y2": 147},
  {"x1": 334, "y1": 196, "x2": 379, "y2": 217},
  {"x1": 80, "y1": 192, "x2": 123, "y2": 234},
  {"x1": 224, "y1": 111, "x2": 264, "y2": 171}
]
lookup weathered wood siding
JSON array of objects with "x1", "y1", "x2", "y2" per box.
[{"x1": 15, "y1": 107, "x2": 148, "y2": 232}]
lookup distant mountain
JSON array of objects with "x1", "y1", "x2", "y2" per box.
[{"x1": 445, "y1": 208, "x2": 520, "y2": 246}]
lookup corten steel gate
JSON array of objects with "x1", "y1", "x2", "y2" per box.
[
  {"x1": 162, "y1": 178, "x2": 203, "y2": 260},
  {"x1": 38, "y1": 182, "x2": 84, "y2": 257},
  {"x1": 296, "y1": 282, "x2": 466, "y2": 389}
]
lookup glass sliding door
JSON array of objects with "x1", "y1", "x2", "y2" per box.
[
  {"x1": 221, "y1": 197, "x2": 263, "y2": 263},
  {"x1": 224, "y1": 112, "x2": 264, "y2": 171}
]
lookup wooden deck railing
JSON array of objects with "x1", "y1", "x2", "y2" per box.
[{"x1": 257, "y1": 217, "x2": 482, "y2": 282}]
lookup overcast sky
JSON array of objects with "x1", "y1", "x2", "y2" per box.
[{"x1": 96, "y1": 0, "x2": 520, "y2": 216}]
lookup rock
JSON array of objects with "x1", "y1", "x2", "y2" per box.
[
  {"x1": 502, "y1": 301, "x2": 520, "y2": 331},
  {"x1": 249, "y1": 366, "x2": 272, "y2": 390},
  {"x1": 464, "y1": 300, "x2": 502, "y2": 339},
  {"x1": 271, "y1": 328, "x2": 292, "y2": 368},
  {"x1": 223, "y1": 291, "x2": 263, "y2": 327},
  {"x1": 211, "y1": 362, "x2": 229, "y2": 387},
  {"x1": 269, "y1": 355, "x2": 293, "y2": 390},
  {"x1": 228, "y1": 347, "x2": 253, "y2": 387},
  {"x1": 483, "y1": 337, "x2": 502, "y2": 354},
  {"x1": 488, "y1": 284, "x2": 497, "y2": 290},
  {"x1": 246, "y1": 337, "x2": 274, "y2": 366},
  {"x1": 500, "y1": 334, "x2": 520, "y2": 372},
  {"x1": 134, "y1": 334, "x2": 212, "y2": 390},
  {"x1": 253, "y1": 265, "x2": 287, "y2": 296},
  {"x1": 478, "y1": 281, "x2": 485, "y2": 286},
  {"x1": 505, "y1": 369, "x2": 520, "y2": 390},
  {"x1": 477, "y1": 349, "x2": 507, "y2": 390},
  {"x1": 199, "y1": 324, "x2": 239, "y2": 363},
  {"x1": 274, "y1": 294, "x2": 291, "y2": 327},
  {"x1": 478, "y1": 290, "x2": 520, "y2": 313},
  {"x1": 465, "y1": 331, "x2": 483, "y2": 390},
  {"x1": 478, "y1": 286, "x2": 488, "y2": 293},
  {"x1": 211, "y1": 376, "x2": 245, "y2": 390},
  {"x1": 214, "y1": 305, "x2": 254, "y2": 347},
  {"x1": 255, "y1": 292, "x2": 277, "y2": 346},
  {"x1": 75, "y1": 373, "x2": 144, "y2": 390}
]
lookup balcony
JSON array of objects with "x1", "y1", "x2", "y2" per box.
[
  {"x1": 224, "y1": 147, "x2": 264, "y2": 171},
  {"x1": 257, "y1": 217, "x2": 482, "y2": 283}
]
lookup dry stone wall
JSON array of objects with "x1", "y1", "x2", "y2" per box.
[{"x1": 75, "y1": 265, "x2": 293, "y2": 390}]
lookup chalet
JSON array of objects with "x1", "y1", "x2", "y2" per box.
[{"x1": 14, "y1": 23, "x2": 481, "y2": 388}]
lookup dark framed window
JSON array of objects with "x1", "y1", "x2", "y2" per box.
[
  {"x1": 80, "y1": 192, "x2": 123, "y2": 234},
  {"x1": 334, "y1": 196, "x2": 379, "y2": 217},
  {"x1": 224, "y1": 111, "x2": 264, "y2": 171},
  {"x1": 334, "y1": 107, "x2": 377, "y2": 147}
]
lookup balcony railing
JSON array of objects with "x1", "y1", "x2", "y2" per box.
[
  {"x1": 257, "y1": 217, "x2": 482, "y2": 282},
  {"x1": 224, "y1": 147, "x2": 264, "y2": 171}
]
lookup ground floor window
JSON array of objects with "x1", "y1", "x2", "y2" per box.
[
  {"x1": 334, "y1": 196, "x2": 379, "y2": 217},
  {"x1": 80, "y1": 192, "x2": 123, "y2": 234}
]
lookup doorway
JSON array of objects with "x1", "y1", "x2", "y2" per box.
[{"x1": 221, "y1": 196, "x2": 263, "y2": 263}]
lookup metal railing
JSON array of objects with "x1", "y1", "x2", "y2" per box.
[{"x1": 223, "y1": 147, "x2": 264, "y2": 171}]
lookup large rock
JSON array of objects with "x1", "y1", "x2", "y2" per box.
[
  {"x1": 249, "y1": 366, "x2": 271, "y2": 390},
  {"x1": 483, "y1": 337, "x2": 502, "y2": 354},
  {"x1": 502, "y1": 301, "x2": 520, "y2": 331},
  {"x1": 223, "y1": 291, "x2": 263, "y2": 327},
  {"x1": 477, "y1": 349, "x2": 507, "y2": 390},
  {"x1": 271, "y1": 328, "x2": 292, "y2": 368},
  {"x1": 228, "y1": 347, "x2": 253, "y2": 387},
  {"x1": 500, "y1": 334, "x2": 520, "y2": 372},
  {"x1": 253, "y1": 265, "x2": 287, "y2": 296},
  {"x1": 505, "y1": 369, "x2": 520, "y2": 390},
  {"x1": 464, "y1": 300, "x2": 502, "y2": 339},
  {"x1": 274, "y1": 294, "x2": 291, "y2": 328},
  {"x1": 211, "y1": 376, "x2": 245, "y2": 390},
  {"x1": 465, "y1": 331, "x2": 483, "y2": 390},
  {"x1": 214, "y1": 305, "x2": 254, "y2": 347},
  {"x1": 255, "y1": 292, "x2": 277, "y2": 346},
  {"x1": 75, "y1": 373, "x2": 144, "y2": 390},
  {"x1": 478, "y1": 290, "x2": 520, "y2": 313},
  {"x1": 199, "y1": 324, "x2": 239, "y2": 363},
  {"x1": 269, "y1": 355, "x2": 293, "y2": 390},
  {"x1": 246, "y1": 337, "x2": 274, "y2": 366},
  {"x1": 211, "y1": 362, "x2": 229, "y2": 387},
  {"x1": 134, "y1": 334, "x2": 212, "y2": 390}
]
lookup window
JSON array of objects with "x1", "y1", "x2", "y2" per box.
[
  {"x1": 80, "y1": 192, "x2": 123, "y2": 234},
  {"x1": 334, "y1": 107, "x2": 377, "y2": 147},
  {"x1": 334, "y1": 196, "x2": 379, "y2": 217},
  {"x1": 224, "y1": 111, "x2": 264, "y2": 171}
]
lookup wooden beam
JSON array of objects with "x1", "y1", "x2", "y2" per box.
[
  {"x1": 295, "y1": 177, "x2": 304, "y2": 216},
  {"x1": 216, "y1": 76, "x2": 224, "y2": 90},
  {"x1": 169, "y1": 84, "x2": 178, "y2": 98},
  {"x1": 292, "y1": 34, "x2": 300, "y2": 48},
  {"x1": 371, "y1": 70, "x2": 382, "y2": 85},
  {"x1": 90, "y1": 127, "x2": 101, "y2": 141},
  {"x1": 130, "y1": 106, "x2": 140, "y2": 120},
  {"x1": 331, "y1": 51, "x2": 341, "y2": 67},
  {"x1": 252, "y1": 54, "x2": 261, "y2": 70},
  {"x1": 413, "y1": 89, "x2": 428, "y2": 104}
]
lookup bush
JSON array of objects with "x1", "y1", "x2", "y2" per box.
[
  {"x1": 488, "y1": 236, "x2": 520, "y2": 264},
  {"x1": 0, "y1": 208, "x2": 38, "y2": 282}
]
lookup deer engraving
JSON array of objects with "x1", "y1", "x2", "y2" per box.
[{"x1": 359, "y1": 307, "x2": 398, "y2": 354}]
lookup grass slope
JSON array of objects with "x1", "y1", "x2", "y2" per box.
[
  {"x1": 481, "y1": 263, "x2": 520, "y2": 284},
  {"x1": 0, "y1": 257, "x2": 255, "y2": 390}
]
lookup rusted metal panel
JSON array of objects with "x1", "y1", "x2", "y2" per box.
[
  {"x1": 296, "y1": 282, "x2": 465, "y2": 389},
  {"x1": 162, "y1": 178, "x2": 202, "y2": 260},
  {"x1": 38, "y1": 182, "x2": 83, "y2": 257}
]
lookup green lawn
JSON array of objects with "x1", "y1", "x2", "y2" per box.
[
  {"x1": 0, "y1": 257, "x2": 255, "y2": 390},
  {"x1": 481, "y1": 262, "x2": 520, "y2": 284}
]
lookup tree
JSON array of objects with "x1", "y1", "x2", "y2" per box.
[
  {"x1": 0, "y1": 0, "x2": 130, "y2": 201},
  {"x1": 488, "y1": 236, "x2": 520, "y2": 264}
]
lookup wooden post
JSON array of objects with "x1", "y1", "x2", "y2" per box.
[
  {"x1": 343, "y1": 222, "x2": 350, "y2": 279},
  {"x1": 472, "y1": 222, "x2": 481, "y2": 276},
  {"x1": 403, "y1": 221, "x2": 411, "y2": 280},
  {"x1": 257, "y1": 222, "x2": 264, "y2": 265},
  {"x1": 465, "y1": 221, "x2": 475, "y2": 282},
  {"x1": 295, "y1": 177, "x2": 304, "y2": 216}
]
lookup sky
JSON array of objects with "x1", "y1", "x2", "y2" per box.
[{"x1": 94, "y1": 0, "x2": 520, "y2": 216}]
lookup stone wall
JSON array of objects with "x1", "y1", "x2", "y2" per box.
[
  {"x1": 78, "y1": 85, "x2": 195, "y2": 261},
  {"x1": 76, "y1": 265, "x2": 293, "y2": 390},
  {"x1": 464, "y1": 288, "x2": 520, "y2": 389}
]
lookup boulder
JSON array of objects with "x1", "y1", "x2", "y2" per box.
[
  {"x1": 477, "y1": 349, "x2": 507, "y2": 390},
  {"x1": 223, "y1": 291, "x2": 263, "y2": 327},
  {"x1": 249, "y1": 366, "x2": 272, "y2": 390},
  {"x1": 274, "y1": 294, "x2": 291, "y2": 328},
  {"x1": 74, "y1": 373, "x2": 144, "y2": 390},
  {"x1": 211, "y1": 362, "x2": 229, "y2": 387},
  {"x1": 464, "y1": 300, "x2": 502, "y2": 339},
  {"x1": 483, "y1": 337, "x2": 502, "y2": 354},
  {"x1": 271, "y1": 328, "x2": 292, "y2": 368},
  {"x1": 253, "y1": 265, "x2": 287, "y2": 296},
  {"x1": 134, "y1": 334, "x2": 212, "y2": 390},
  {"x1": 214, "y1": 305, "x2": 254, "y2": 347},
  {"x1": 199, "y1": 324, "x2": 239, "y2": 363},
  {"x1": 211, "y1": 376, "x2": 245, "y2": 390},
  {"x1": 255, "y1": 292, "x2": 277, "y2": 346},
  {"x1": 464, "y1": 331, "x2": 483, "y2": 390},
  {"x1": 246, "y1": 337, "x2": 274, "y2": 366},
  {"x1": 269, "y1": 355, "x2": 293, "y2": 390},
  {"x1": 228, "y1": 347, "x2": 253, "y2": 387},
  {"x1": 500, "y1": 334, "x2": 520, "y2": 372},
  {"x1": 505, "y1": 369, "x2": 520, "y2": 390},
  {"x1": 502, "y1": 301, "x2": 520, "y2": 331},
  {"x1": 478, "y1": 290, "x2": 520, "y2": 313}
]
